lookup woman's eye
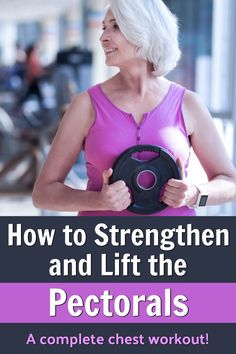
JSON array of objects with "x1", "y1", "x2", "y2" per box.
[{"x1": 101, "y1": 23, "x2": 119, "y2": 31}]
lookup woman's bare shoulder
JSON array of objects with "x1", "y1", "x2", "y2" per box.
[
  {"x1": 182, "y1": 89, "x2": 211, "y2": 135},
  {"x1": 65, "y1": 90, "x2": 95, "y2": 123},
  {"x1": 182, "y1": 89, "x2": 205, "y2": 110},
  {"x1": 70, "y1": 90, "x2": 94, "y2": 114},
  {"x1": 56, "y1": 90, "x2": 95, "y2": 141}
]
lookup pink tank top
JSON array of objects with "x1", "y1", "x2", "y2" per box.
[{"x1": 80, "y1": 82, "x2": 196, "y2": 216}]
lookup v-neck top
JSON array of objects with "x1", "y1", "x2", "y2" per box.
[{"x1": 80, "y1": 82, "x2": 196, "y2": 216}]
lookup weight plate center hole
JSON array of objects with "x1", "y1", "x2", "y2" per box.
[{"x1": 137, "y1": 170, "x2": 157, "y2": 191}]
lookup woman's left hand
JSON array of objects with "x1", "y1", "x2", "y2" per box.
[{"x1": 161, "y1": 158, "x2": 197, "y2": 208}]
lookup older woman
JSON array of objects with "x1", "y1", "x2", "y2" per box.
[{"x1": 32, "y1": 0, "x2": 236, "y2": 215}]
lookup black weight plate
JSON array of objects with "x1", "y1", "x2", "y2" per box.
[{"x1": 110, "y1": 145, "x2": 181, "y2": 214}]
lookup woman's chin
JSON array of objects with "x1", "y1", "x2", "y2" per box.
[{"x1": 105, "y1": 59, "x2": 118, "y2": 67}]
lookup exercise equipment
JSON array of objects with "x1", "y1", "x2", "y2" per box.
[{"x1": 110, "y1": 144, "x2": 181, "y2": 214}]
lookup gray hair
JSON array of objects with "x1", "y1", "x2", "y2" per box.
[{"x1": 107, "y1": 0, "x2": 181, "y2": 76}]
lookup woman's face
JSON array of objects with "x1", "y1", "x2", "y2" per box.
[{"x1": 100, "y1": 9, "x2": 137, "y2": 69}]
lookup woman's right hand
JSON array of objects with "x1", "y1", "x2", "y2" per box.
[{"x1": 100, "y1": 168, "x2": 131, "y2": 211}]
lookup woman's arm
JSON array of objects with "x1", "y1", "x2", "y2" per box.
[
  {"x1": 32, "y1": 92, "x2": 131, "y2": 212},
  {"x1": 162, "y1": 90, "x2": 236, "y2": 208}
]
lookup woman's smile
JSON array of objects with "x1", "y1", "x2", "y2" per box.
[{"x1": 104, "y1": 48, "x2": 118, "y2": 55}]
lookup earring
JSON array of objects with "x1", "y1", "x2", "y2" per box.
[{"x1": 153, "y1": 64, "x2": 157, "y2": 71}]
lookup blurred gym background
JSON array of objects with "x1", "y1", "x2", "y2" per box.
[{"x1": 0, "y1": 0, "x2": 235, "y2": 216}]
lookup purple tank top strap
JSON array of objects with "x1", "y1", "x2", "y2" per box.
[
  {"x1": 163, "y1": 82, "x2": 185, "y2": 110},
  {"x1": 163, "y1": 82, "x2": 188, "y2": 138},
  {"x1": 88, "y1": 84, "x2": 107, "y2": 111}
]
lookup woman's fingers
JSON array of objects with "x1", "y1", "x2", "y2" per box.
[
  {"x1": 101, "y1": 169, "x2": 131, "y2": 211},
  {"x1": 176, "y1": 157, "x2": 186, "y2": 180},
  {"x1": 162, "y1": 158, "x2": 189, "y2": 208},
  {"x1": 102, "y1": 168, "x2": 113, "y2": 185}
]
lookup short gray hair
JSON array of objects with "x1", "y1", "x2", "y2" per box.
[{"x1": 107, "y1": 0, "x2": 181, "y2": 76}]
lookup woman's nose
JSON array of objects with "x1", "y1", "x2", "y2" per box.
[{"x1": 100, "y1": 29, "x2": 111, "y2": 43}]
